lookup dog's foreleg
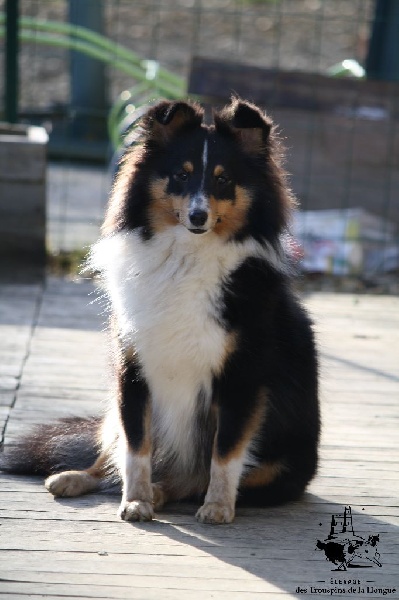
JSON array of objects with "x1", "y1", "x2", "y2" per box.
[
  {"x1": 117, "y1": 357, "x2": 154, "y2": 522},
  {"x1": 196, "y1": 379, "x2": 265, "y2": 525},
  {"x1": 196, "y1": 451, "x2": 244, "y2": 524}
]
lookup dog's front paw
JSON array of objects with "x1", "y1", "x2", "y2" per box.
[
  {"x1": 196, "y1": 502, "x2": 235, "y2": 524},
  {"x1": 118, "y1": 500, "x2": 154, "y2": 522}
]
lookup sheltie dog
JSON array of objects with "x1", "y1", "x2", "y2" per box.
[{"x1": 1, "y1": 99, "x2": 319, "y2": 524}]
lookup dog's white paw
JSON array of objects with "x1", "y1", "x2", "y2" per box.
[
  {"x1": 118, "y1": 500, "x2": 154, "y2": 522},
  {"x1": 45, "y1": 471, "x2": 97, "y2": 497},
  {"x1": 195, "y1": 502, "x2": 235, "y2": 524}
]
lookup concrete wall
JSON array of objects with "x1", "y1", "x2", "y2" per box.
[{"x1": 0, "y1": 124, "x2": 48, "y2": 273}]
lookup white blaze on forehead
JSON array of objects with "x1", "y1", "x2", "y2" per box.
[
  {"x1": 199, "y1": 137, "x2": 208, "y2": 191},
  {"x1": 191, "y1": 137, "x2": 209, "y2": 212},
  {"x1": 191, "y1": 193, "x2": 208, "y2": 211},
  {"x1": 202, "y1": 137, "x2": 208, "y2": 181}
]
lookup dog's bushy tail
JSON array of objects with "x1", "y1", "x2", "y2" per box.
[{"x1": 0, "y1": 416, "x2": 101, "y2": 476}]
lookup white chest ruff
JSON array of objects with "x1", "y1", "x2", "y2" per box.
[{"x1": 91, "y1": 228, "x2": 281, "y2": 461}]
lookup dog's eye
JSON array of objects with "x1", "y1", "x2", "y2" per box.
[
  {"x1": 216, "y1": 174, "x2": 229, "y2": 185},
  {"x1": 174, "y1": 171, "x2": 189, "y2": 182}
]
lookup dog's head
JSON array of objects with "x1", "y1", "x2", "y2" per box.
[{"x1": 105, "y1": 98, "x2": 295, "y2": 243}]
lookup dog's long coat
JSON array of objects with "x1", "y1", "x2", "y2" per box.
[{"x1": 1, "y1": 99, "x2": 320, "y2": 524}]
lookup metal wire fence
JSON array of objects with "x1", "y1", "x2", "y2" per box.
[{"x1": 0, "y1": 0, "x2": 398, "y2": 286}]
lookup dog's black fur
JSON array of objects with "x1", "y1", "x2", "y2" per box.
[{"x1": 1, "y1": 99, "x2": 320, "y2": 524}]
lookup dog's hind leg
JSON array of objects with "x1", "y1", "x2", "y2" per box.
[
  {"x1": 45, "y1": 452, "x2": 108, "y2": 498},
  {"x1": 152, "y1": 483, "x2": 168, "y2": 511}
]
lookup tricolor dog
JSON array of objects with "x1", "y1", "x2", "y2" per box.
[{"x1": 2, "y1": 99, "x2": 320, "y2": 524}]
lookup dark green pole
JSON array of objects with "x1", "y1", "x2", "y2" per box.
[
  {"x1": 68, "y1": 0, "x2": 108, "y2": 140},
  {"x1": 366, "y1": 0, "x2": 399, "y2": 81},
  {"x1": 5, "y1": 0, "x2": 19, "y2": 123}
]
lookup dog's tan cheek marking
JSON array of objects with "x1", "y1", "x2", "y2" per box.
[
  {"x1": 211, "y1": 185, "x2": 252, "y2": 238},
  {"x1": 149, "y1": 177, "x2": 181, "y2": 232},
  {"x1": 171, "y1": 194, "x2": 188, "y2": 220}
]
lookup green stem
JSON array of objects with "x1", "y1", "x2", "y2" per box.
[{"x1": 0, "y1": 14, "x2": 184, "y2": 87}]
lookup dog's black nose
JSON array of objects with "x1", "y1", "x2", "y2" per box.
[{"x1": 189, "y1": 209, "x2": 208, "y2": 227}]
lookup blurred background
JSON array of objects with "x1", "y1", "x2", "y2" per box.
[{"x1": 0, "y1": 0, "x2": 398, "y2": 289}]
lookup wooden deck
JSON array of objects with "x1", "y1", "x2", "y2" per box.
[{"x1": 0, "y1": 278, "x2": 398, "y2": 599}]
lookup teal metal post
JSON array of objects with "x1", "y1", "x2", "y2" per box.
[
  {"x1": 68, "y1": 0, "x2": 108, "y2": 140},
  {"x1": 5, "y1": 0, "x2": 19, "y2": 123},
  {"x1": 366, "y1": 0, "x2": 399, "y2": 81}
]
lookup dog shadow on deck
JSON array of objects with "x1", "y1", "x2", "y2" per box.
[
  {"x1": 149, "y1": 497, "x2": 393, "y2": 593},
  {"x1": 51, "y1": 489, "x2": 396, "y2": 595}
]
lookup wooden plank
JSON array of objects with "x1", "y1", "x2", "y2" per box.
[
  {"x1": 0, "y1": 283, "x2": 44, "y2": 448},
  {"x1": 0, "y1": 281, "x2": 398, "y2": 599}
]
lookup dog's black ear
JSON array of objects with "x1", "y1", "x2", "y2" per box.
[
  {"x1": 214, "y1": 98, "x2": 272, "y2": 154},
  {"x1": 143, "y1": 100, "x2": 204, "y2": 144}
]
